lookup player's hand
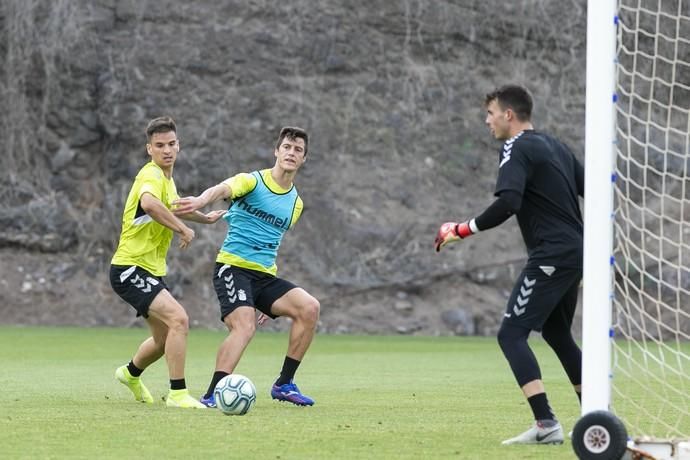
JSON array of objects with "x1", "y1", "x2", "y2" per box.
[
  {"x1": 178, "y1": 226, "x2": 195, "y2": 249},
  {"x1": 257, "y1": 313, "x2": 269, "y2": 326},
  {"x1": 205, "y1": 210, "x2": 226, "y2": 224},
  {"x1": 434, "y1": 221, "x2": 473, "y2": 252},
  {"x1": 173, "y1": 196, "x2": 204, "y2": 215}
]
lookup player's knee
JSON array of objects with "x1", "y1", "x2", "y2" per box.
[
  {"x1": 496, "y1": 323, "x2": 512, "y2": 351},
  {"x1": 301, "y1": 296, "x2": 320, "y2": 324},
  {"x1": 497, "y1": 321, "x2": 528, "y2": 352},
  {"x1": 227, "y1": 313, "x2": 256, "y2": 339},
  {"x1": 239, "y1": 319, "x2": 256, "y2": 338},
  {"x1": 168, "y1": 311, "x2": 190, "y2": 334},
  {"x1": 306, "y1": 296, "x2": 321, "y2": 322},
  {"x1": 496, "y1": 331, "x2": 511, "y2": 354}
]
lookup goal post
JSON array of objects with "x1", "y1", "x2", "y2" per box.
[
  {"x1": 577, "y1": 0, "x2": 690, "y2": 459},
  {"x1": 581, "y1": 0, "x2": 617, "y2": 417}
]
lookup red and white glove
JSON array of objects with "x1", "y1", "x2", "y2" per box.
[{"x1": 434, "y1": 221, "x2": 474, "y2": 252}]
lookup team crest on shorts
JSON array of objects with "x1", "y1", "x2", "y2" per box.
[{"x1": 238, "y1": 289, "x2": 247, "y2": 301}]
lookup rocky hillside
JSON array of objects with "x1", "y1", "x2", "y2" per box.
[{"x1": 0, "y1": 0, "x2": 587, "y2": 335}]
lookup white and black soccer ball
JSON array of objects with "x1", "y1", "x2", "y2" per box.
[{"x1": 213, "y1": 374, "x2": 257, "y2": 415}]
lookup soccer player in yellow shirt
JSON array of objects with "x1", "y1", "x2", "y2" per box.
[{"x1": 110, "y1": 116, "x2": 224, "y2": 408}]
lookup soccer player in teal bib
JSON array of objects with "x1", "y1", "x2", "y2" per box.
[{"x1": 173, "y1": 127, "x2": 320, "y2": 406}]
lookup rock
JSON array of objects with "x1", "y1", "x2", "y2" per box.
[
  {"x1": 51, "y1": 142, "x2": 76, "y2": 171},
  {"x1": 394, "y1": 300, "x2": 413, "y2": 313},
  {"x1": 441, "y1": 309, "x2": 476, "y2": 336}
]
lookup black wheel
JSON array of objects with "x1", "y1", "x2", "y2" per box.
[{"x1": 572, "y1": 410, "x2": 628, "y2": 460}]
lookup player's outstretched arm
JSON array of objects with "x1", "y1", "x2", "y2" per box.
[
  {"x1": 140, "y1": 192, "x2": 195, "y2": 249},
  {"x1": 434, "y1": 192, "x2": 522, "y2": 251},
  {"x1": 177, "y1": 209, "x2": 226, "y2": 225},
  {"x1": 173, "y1": 183, "x2": 232, "y2": 215}
]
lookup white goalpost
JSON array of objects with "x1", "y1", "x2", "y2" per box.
[{"x1": 577, "y1": 0, "x2": 690, "y2": 459}]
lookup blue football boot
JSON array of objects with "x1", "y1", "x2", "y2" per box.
[
  {"x1": 199, "y1": 393, "x2": 216, "y2": 408},
  {"x1": 270, "y1": 381, "x2": 314, "y2": 406}
]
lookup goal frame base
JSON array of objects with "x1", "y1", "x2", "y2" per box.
[{"x1": 624, "y1": 439, "x2": 690, "y2": 460}]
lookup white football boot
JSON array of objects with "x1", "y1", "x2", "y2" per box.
[{"x1": 502, "y1": 421, "x2": 564, "y2": 445}]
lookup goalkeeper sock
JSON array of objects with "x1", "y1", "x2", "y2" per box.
[
  {"x1": 127, "y1": 360, "x2": 143, "y2": 377},
  {"x1": 275, "y1": 356, "x2": 301, "y2": 386},
  {"x1": 527, "y1": 393, "x2": 556, "y2": 421},
  {"x1": 204, "y1": 371, "x2": 229, "y2": 399}
]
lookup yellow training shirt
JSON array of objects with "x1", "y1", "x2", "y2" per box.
[{"x1": 111, "y1": 161, "x2": 179, "y2": 276}]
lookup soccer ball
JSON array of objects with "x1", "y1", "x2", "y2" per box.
[{"x1": 213, "y1": 374, "x2": 257, "y2": 415}]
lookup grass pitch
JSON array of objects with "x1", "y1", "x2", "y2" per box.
[{"x1": 0, "y1": 326, "x2": 585, "y2": 459}]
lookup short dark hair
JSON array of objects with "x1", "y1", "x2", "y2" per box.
[
  {"x1": 275, "y1": 126, "x2": 309, "y2": 155},
  {"x1": 146, "y1": 116, "x2": 177, "y2": 142},
  {"x1": 485, "y1": 85, "x2": 533, "y2": 121}
]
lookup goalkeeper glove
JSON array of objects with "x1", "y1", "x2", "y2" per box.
[{"x1": 434, "y1": 221, "x2": 474, "y2": 252}]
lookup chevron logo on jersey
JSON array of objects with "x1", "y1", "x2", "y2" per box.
[
  {"x1": 499, "y1": 131, "x2": 525, "y2": 168},
  {"x1": 499, "y1": 144, "x2": 513, "y2": 168}
]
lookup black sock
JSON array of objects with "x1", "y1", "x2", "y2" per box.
[
  {"x1": 127, "y1": 360, "x2": 143, "y2": 377},
  {"x1": 170, "y1": 379, "x2": 186, "y2": 390},
  {"x1": 576, "y1": 390, "x2": 582, "y2": 403},
  {"x1": 204, "y1": 371, "x2": 229, "y2": 399},
  {"x1": 275, "y1": 356, "x2": 301, "y2": 386},
  {"x1": 527, "y1": 393, "x2": 556, "y2": 421}
]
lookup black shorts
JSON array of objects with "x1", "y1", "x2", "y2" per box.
[
  {"x1": 110, "y1": 265, "x2": 168, "y2": 318},
  {"x1": 213, "y1": 263, "x2": 297, "y2": 322},
  {"x1": 502, "y1": 263, "x2": 582, "y2": 331}
]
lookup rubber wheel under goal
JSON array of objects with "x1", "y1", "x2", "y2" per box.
[{"x1": 572, "y1": 411, "x2": 628, "y2": 460}]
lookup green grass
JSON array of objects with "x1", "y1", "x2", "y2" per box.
[{"x1": 0, "y1": 327, "x2": 586, "y2": 459}]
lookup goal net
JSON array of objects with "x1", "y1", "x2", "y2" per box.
[{"x1": 611, "y1": 0, "x2": 690, "y2": 443}]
